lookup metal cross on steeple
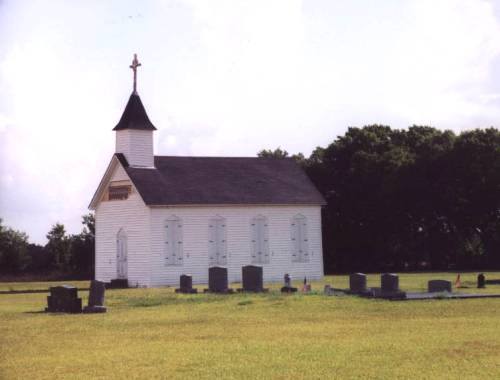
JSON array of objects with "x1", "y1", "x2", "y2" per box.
[{"x1": 130, "y1": 54, "x2": 142, "y2": 94}]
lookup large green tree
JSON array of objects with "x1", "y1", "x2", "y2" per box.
[
  {"x1": 262, "y1": 125, "x2": 500, "y2": 272},
  {"x1": 0, "y1": 219, "x2": 30, "y2": 273}
]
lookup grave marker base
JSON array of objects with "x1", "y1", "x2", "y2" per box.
[
  {"x1": 203, "y1": 288, "x2": 234, "y2": 294},
  {"x1": 237, "y1": 288, "x2": 269, "y2": 293},
  {"x1": 175, "y1": 288, "x2": 198, "y2": 294},
  {"x1": 280, "y1": 286, "x2": 298, "y2": 293},
  {"x1": 83, "y1": 305, "x2": 107, "y2": 313}
]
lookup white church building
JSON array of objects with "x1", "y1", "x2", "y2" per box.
[{"x1": 89, "y1": 57, "x2": 325, "y2": 287}]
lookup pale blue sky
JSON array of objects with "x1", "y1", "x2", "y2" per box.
[{"x1": 1, "y1": 0, "x2": 500, "y2": 243}]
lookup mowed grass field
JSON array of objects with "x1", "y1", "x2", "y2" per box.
[{"x1": 1, "y1": 272, "x2": 500, "y2": 379}]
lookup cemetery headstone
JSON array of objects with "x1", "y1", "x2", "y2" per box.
[
  {"x1": 205, "y1": 267, "x2": 233, "y2": 293},
  {"x1": 428, "y1": 280, "x2": 452, "y2": 293},
  {"x1": 83, "y1": 280, "x2": 107, "y2": 313},
  {"x1": 281, "y1": 273, "x2": 298, "y2": 293},
  {"x1": 107, "y1": 279, "x2": 128, "y2": 289},
  {"x1": 239, "y1": 265, "x2": 268, "y2": 292},
  {"x1": 477, "y1": 273, "x2": 485, "y2": 289},
  {"x1": 349, "y1": 273, "x2": 367, "y2": 294},
  {"x1": 324, "y1": 284, "x2": 334, "y2": 296},
  {"x1": 175, "y1": 274, "x2": 198, "y2": 294},
  {"x1": 302, "y1": 277, "x2": 311, "y2": 293},
  {"x1": 381, "y1": 273, "x2": 399, "y2": 293},
  {"x1": 46, "y1": 285, "x2": 82, "y2": 313}
]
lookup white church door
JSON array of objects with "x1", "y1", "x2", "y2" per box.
[{"x1": 117, "y1": 229, "x2": 128, "y2": 279}]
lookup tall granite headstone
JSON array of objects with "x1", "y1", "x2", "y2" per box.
[
  {"x1": 349, "y1": 273, "x2": 367, "y2": 293},
  {"x1": 206, "y1": 267, "x2": 233, "y2": 293},
  {"x1": 175, "y1": 274, "x2": 198, "y2": 294},
  {"x1": 381, "y1": 273, "x2": 399, "y2": 293},
  {"x1": 240, "y1": 265, "x2": 267, "y2": 292},
  {"x1": 83, "y1": 280, "x2": 107, "y2": 313}
]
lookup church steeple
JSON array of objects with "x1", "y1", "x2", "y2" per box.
[
  {"x1": 114, "y1": 54, "x2": 156, "y2": 168},
  {"x1": 113, "y1": 54, "x2": 156, "y2": 131},
  {"x1": 113, "y1": 93, "x2": 156, "y2": 131}
]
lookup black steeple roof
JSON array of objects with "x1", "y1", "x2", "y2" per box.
[{"x1": 113, "y1": 93, "x2": 157, "y2": 131}]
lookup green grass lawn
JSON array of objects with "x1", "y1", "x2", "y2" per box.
[{"x1": 1, "y1": 272, "x2": 500, "y2": 379}]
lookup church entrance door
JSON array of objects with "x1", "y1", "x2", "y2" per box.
[{"x1": 117, "y1": 229, "x2": 128, "y2": 279}]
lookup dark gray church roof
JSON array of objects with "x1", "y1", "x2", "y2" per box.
[
  {"x1": 115, "y1": 153, "x2": 326, "y2": 206},
  {"x1": 113, "y1": 93, "x2": 156, "y2": 131}
]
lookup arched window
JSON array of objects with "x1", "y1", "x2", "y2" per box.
[
  {"x1": 209, "y1": 216, "x2": 227, "y2": 266},
  {"x1": 291, "y1": 214, "x2": 309, "y2": 262},
  {"x1": 250, "y1": 215, "x2": 270, "y2": 264},
  {"x1": 165, "y1": 216, "x2": 183, "y2": 266}
]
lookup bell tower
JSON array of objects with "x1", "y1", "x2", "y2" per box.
[{"x1": 113, "y1": 54, "x2": 156, "y2": 168}]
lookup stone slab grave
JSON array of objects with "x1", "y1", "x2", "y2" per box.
[
  {"x1": 238, "y1": 265, "x2": 268, "y2": 292},
  {"x1": 402, "y1": 292, "x2": 500, "y2": 301},
  {"x1": 175, "y1": 274, "x2": 198, "y2": 294},
  {"x1": 349, "y1": 273, "x2": 368, "y2": 294},
  {"x1": 324, "y1": 284, "x2": 334, "y2": 296},
  {"x1": 46, "y1": 285, "x2": 82, "y2": 313},
  {"x1": 204, "y1": 267, "x2": 234, "y2": 293},
  {"x1": 280, "y1": 273, "x2": 298, "y2": 293},
  {"x1": 428, "y1": 279, "x2": 452, "y2": 293},
  {"x1": 83, "y1": 280, "x2": 107, "y2": 313}
]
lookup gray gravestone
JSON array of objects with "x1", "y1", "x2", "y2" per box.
[
  {"x1": 207, "y1": 267, "x2": 232, "y2": 293},
  {"x1": 46, "y1": 285, "x2": 82, "y2": 313},
  {"x1": 83, "y1": 280, "x2": 107, "y2": 313},
  {"x1": 241, "y1": 265, "x2": 265, "y2": 292},
  {"x1": 349, "y1": 273, "x2": 367, "y2": 293},
  {"x1": 175, "y1": 274, "x2": 198, "y2": 294},
  {"x1": 324, "y1": 284, "x2": 334, "y2": 295},
  {"x1": 428, "y1": 280, "x2": 452, "y2": 293},
  {"x1": 477, "y1": 273, "x2": 485, "y2": 289},
  {"x1": 381, "y1": 273, "x2": 399, "y2": 293}
]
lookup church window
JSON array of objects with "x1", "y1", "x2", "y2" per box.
[
  {"x1": 250, "y1": 215, "x2": 270, "y2": 264},
  {"x1": 165, "y1": 216, "x2": 183, "y2": 266},
  {"x1": 291, "y1": 214, "x2": 309, "y2": 262},
  {"x1": 209, "y1": 216, "x2": 227, "y2": 266}
]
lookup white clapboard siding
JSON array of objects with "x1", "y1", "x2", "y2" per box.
[
  {"x1": 115, "y1": 129, "x2": 154, "y2": 167},
  {"x1": 95, "y1": 163, "x2": 151, "y2": 287},
  {"x1": 149, "y1": 205, "x2": 323, "y2": 286}
]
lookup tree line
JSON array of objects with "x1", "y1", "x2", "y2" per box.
[
  {"x1": 1, "y1": 125, "x2": 498, "y2": 278},
  {"x1": 0, "y1": 214, "x2": 94, "y2": 278},
  {"x1": 259, "y1": 125, "x2": 500, "y2": 273}
]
